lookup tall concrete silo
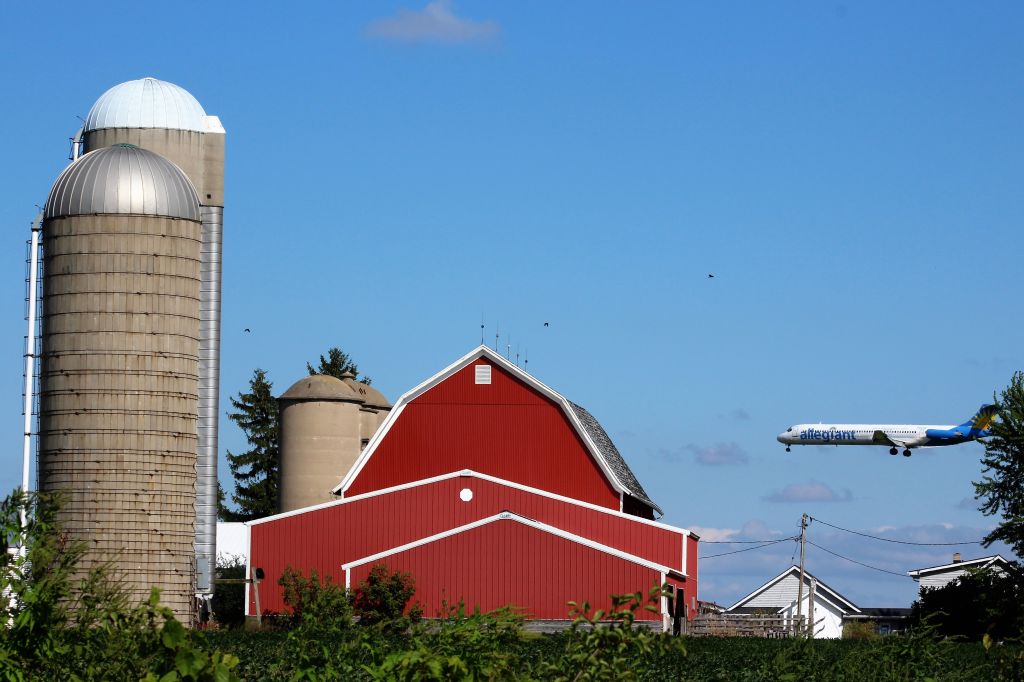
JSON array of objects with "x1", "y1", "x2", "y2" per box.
[
  {"x1": 38, "y1": 144, "x2": 202, "y2": 621},
  {"x1": 80, "y1": 77, "x2": 225, "y2": 599},
  {"x1": 278, "y1": 375, "x2": 365, "y2": 513}
]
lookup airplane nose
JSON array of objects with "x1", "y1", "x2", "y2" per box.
[{"x1": 776, "y1": 432, "x2": 786, "y2": 443}]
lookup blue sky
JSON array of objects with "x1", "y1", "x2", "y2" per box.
[{"x1": 1, "y1": 1, "x2": 1021, "y2": 608}]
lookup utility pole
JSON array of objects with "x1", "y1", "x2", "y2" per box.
[
  {"x1": 808, "y1": 578, "x2": 817, "y2": 638},
  {"x1": 795, "y1": 513, "x2": 808, "y2": 636}
]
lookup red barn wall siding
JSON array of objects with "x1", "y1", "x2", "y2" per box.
[
  {"x1": 346, "y1": 519, "x2": 665, "y2": 621},
  {"x1": 686, "y1": 535, "x2": 699, "y2": 614},
  {"x1": 664, "y1": 575, "x2": 692, "y2": 622},
  {"x1": 247, "y1": 475, "x2": 685, "y2": 615},
  {"x1": 346, "y1": 360, "x2": 620, "y2": 509}
]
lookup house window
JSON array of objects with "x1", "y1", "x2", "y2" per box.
[
  {"x1": 475, "y1": 365, "x2": 492, "y2": 385},
  {"x1": 879, "y1": 623, "x2": 891, "y2": 635}
]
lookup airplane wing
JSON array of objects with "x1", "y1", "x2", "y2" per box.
[{"x1": 871, "y1": 430, "x2": 909, "y2": 448}]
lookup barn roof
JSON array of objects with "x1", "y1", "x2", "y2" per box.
[
  {"x1": 567, "y1": 402, "x2": 658, "y2": 513},
  {"x1": 332, "y1": 346, "x2": 662, "y2": 516}
]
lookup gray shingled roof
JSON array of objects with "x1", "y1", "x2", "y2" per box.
[{"x1": 567, "y1": 402, "x2": 662, "y2": 516}]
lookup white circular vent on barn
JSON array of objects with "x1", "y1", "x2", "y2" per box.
[{"x1": 459, "y1": 488, "x2": 473, "y2": 502}]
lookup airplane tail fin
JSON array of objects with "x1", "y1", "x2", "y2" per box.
[{"x1": 961, "y1": 404, "x2": 998, "y2": 432}]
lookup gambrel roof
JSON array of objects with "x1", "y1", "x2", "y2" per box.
[
  {"x1": 332, "y1": 346, "x2": 662, "y2": 516},
  {"x1": 567, "y1": 402, "x2": 657, "y2": 512}
]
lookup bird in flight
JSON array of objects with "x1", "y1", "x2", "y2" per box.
[
  {"x1": 543, "y1": 322, "x2": 549, "y2": 327},
  {"x1": 707, "y1": 273, "x2": 715, "y2": 279},
  {"x1": 243, "y1": 328, "x2": 251, "y2": 333}
]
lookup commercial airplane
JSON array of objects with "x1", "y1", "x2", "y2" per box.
[{"x1": 777, "y1": 404, "x2": 997, "y2": 457}]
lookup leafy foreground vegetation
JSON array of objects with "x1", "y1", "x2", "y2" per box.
[
  {"x1": 204, "y1": 565, "x2": 1024, "y2": 682},
  {"x1": 208, "y1": 622, "x2": 1023, "y2": 682},
  {"x1": 3, "y1": 489, "x2": 1022, "y2": 680},
  {"x1": 0, "y1": 490, "x2": 239, "y2": 681}
]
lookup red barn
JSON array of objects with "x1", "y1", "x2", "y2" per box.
[{"x1": 244, "y1": 346, "x2": 699, "y2": 628}]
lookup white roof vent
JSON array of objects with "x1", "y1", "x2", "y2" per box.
[{"x1": 474, "y1": 364, "x2": 492, "y2": 385}]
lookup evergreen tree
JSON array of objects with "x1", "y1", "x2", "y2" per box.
[
  {"x1": 217, "y1": 481, "x2": 241, "y2": 522},
  {"x1": 307, "y1": 347, "x2": 371, "y2": 385},
  {"x1": 974, "y1": 371, "x2": 1024, "y2": 559},
  {"x1": 224, "y1": 368, "x2": 279, "y2": 520}
]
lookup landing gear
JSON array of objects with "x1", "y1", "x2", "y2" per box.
[
  {"x1": 903, "y1": 449, "x2": 912, "y2": 457},
  {"x1": 785, "y1": 446, "x2": 791, "y2": 452},
  {"x1": 889, "y1": 447, "x2": 898, "y2": 456}
]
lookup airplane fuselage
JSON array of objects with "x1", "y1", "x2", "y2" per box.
[
  {"x1": 777, "y1": 424, "x2": 968, "y2": 449},
  {"x1": 777, "y1": 405, "x2": 995, "y2": 455}
]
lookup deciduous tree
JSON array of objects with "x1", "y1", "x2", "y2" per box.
[{"x1": 974, "y1": 371, "x2": 1024, "y2": 558}]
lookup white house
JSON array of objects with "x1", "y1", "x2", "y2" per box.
[
  {"x1": 727, "y1": 566, "x2": 860, "y2": 639},
  {"x1": 907, "y1": 554, "x2": 1010, "y2": 590}
]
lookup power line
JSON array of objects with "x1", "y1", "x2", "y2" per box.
[
  {"x1": 809, "y1": 516, "x2": 985, "y2": 546},
  {"x1": 701, "y1": 537, "x2": 798, "y2": 559},
  {"x1": 806, "y1": 540, "x2": 908, "y2": 577},
  {"x1": 703, "y1": 538, "x2": 794, "y2": 544}
]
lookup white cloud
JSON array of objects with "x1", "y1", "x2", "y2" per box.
[
  {"x1": 366, "y1": 1, "x2": 500, "y2": 44},
  {"x1": 690, "y1": 526, "x2": 739, "y2": 543},
  {"x1": 764, "y1": 480, "x2": 854, "y2": 503},
  {"x1": 681, "y1": 442, "x2": 750, "y2": 466}
]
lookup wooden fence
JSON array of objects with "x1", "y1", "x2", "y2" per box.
[{"x1": 687, "y1": 613, "x2": 802, "y2": 638}]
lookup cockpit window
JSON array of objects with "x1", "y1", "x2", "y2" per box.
[{"x1": 787, "y1": 426, "x2": 794, "y2": 432}]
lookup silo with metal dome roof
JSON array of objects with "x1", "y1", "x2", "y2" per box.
[
  {"x1": 38, "y1": 144, "x2": 202, "y2": 621},
  {"x1": 78, "y1": 77, "x2": 225, "y2": 601}
]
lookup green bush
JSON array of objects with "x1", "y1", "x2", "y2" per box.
[
  {"x1": 212, "y1": 556, "x2": 247, "y2": 629},
  {"x1": 536, "y1": 585, "x2": 684, "y2": 682},
  {"x1": 366, "y1": 602, "x2": 527, "y2": 681},
  {"x1": 910, "y1": 563, "x2": 1024, "y2": 641},
  {"x1": 278, "y1": 565, "x2": 353, "y2": 632},
  {"x1": 842, "y1": 619, "x2": 880, "y2": 640},
  {"x1": 0, "y1": 489, "x2": 240, "y2": 681},
  {"x1": 353, "y1": 562, "x2": 423, "y2": 631}
]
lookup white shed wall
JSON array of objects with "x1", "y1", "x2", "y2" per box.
[
  {"x1": 917, "y1": 565, "x2": 1006, "y2": 590},
  {"x1": 745, "y1": 573, "x2": 802, "y2": 608},
  {"x1": 216, "y1": 522, "x2": 249, "y2": 566},
  {"x1": 779, "y1": 593, "x2": 845, "y2": 639}
]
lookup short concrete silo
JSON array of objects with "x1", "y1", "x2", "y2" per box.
[
  {"x1": 278, "y1": 375, "x2": 365, "y2": 513},
  {"x1": 38, "y1": 144, "x2": 201, "y2": 621},
  {"x1": 340, "y1": 371, "x2": 392, "y2": 444},
  {"x1": 80, "y1": 77, "x2": 225, "y2": 598}
]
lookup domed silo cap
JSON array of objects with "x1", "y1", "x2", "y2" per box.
[
  {"x1": 279, "y1": 375, "x2": 365, "y2": 403},
  {"x1": 84, "y1": 77, "x2": 208, "y2": 133},
  {"x1": 341, "y1": 372, "x2": 392, "y2": 409},
  {"x1": 44, "y1": 145, "x2": 200, "y2": 221}
]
